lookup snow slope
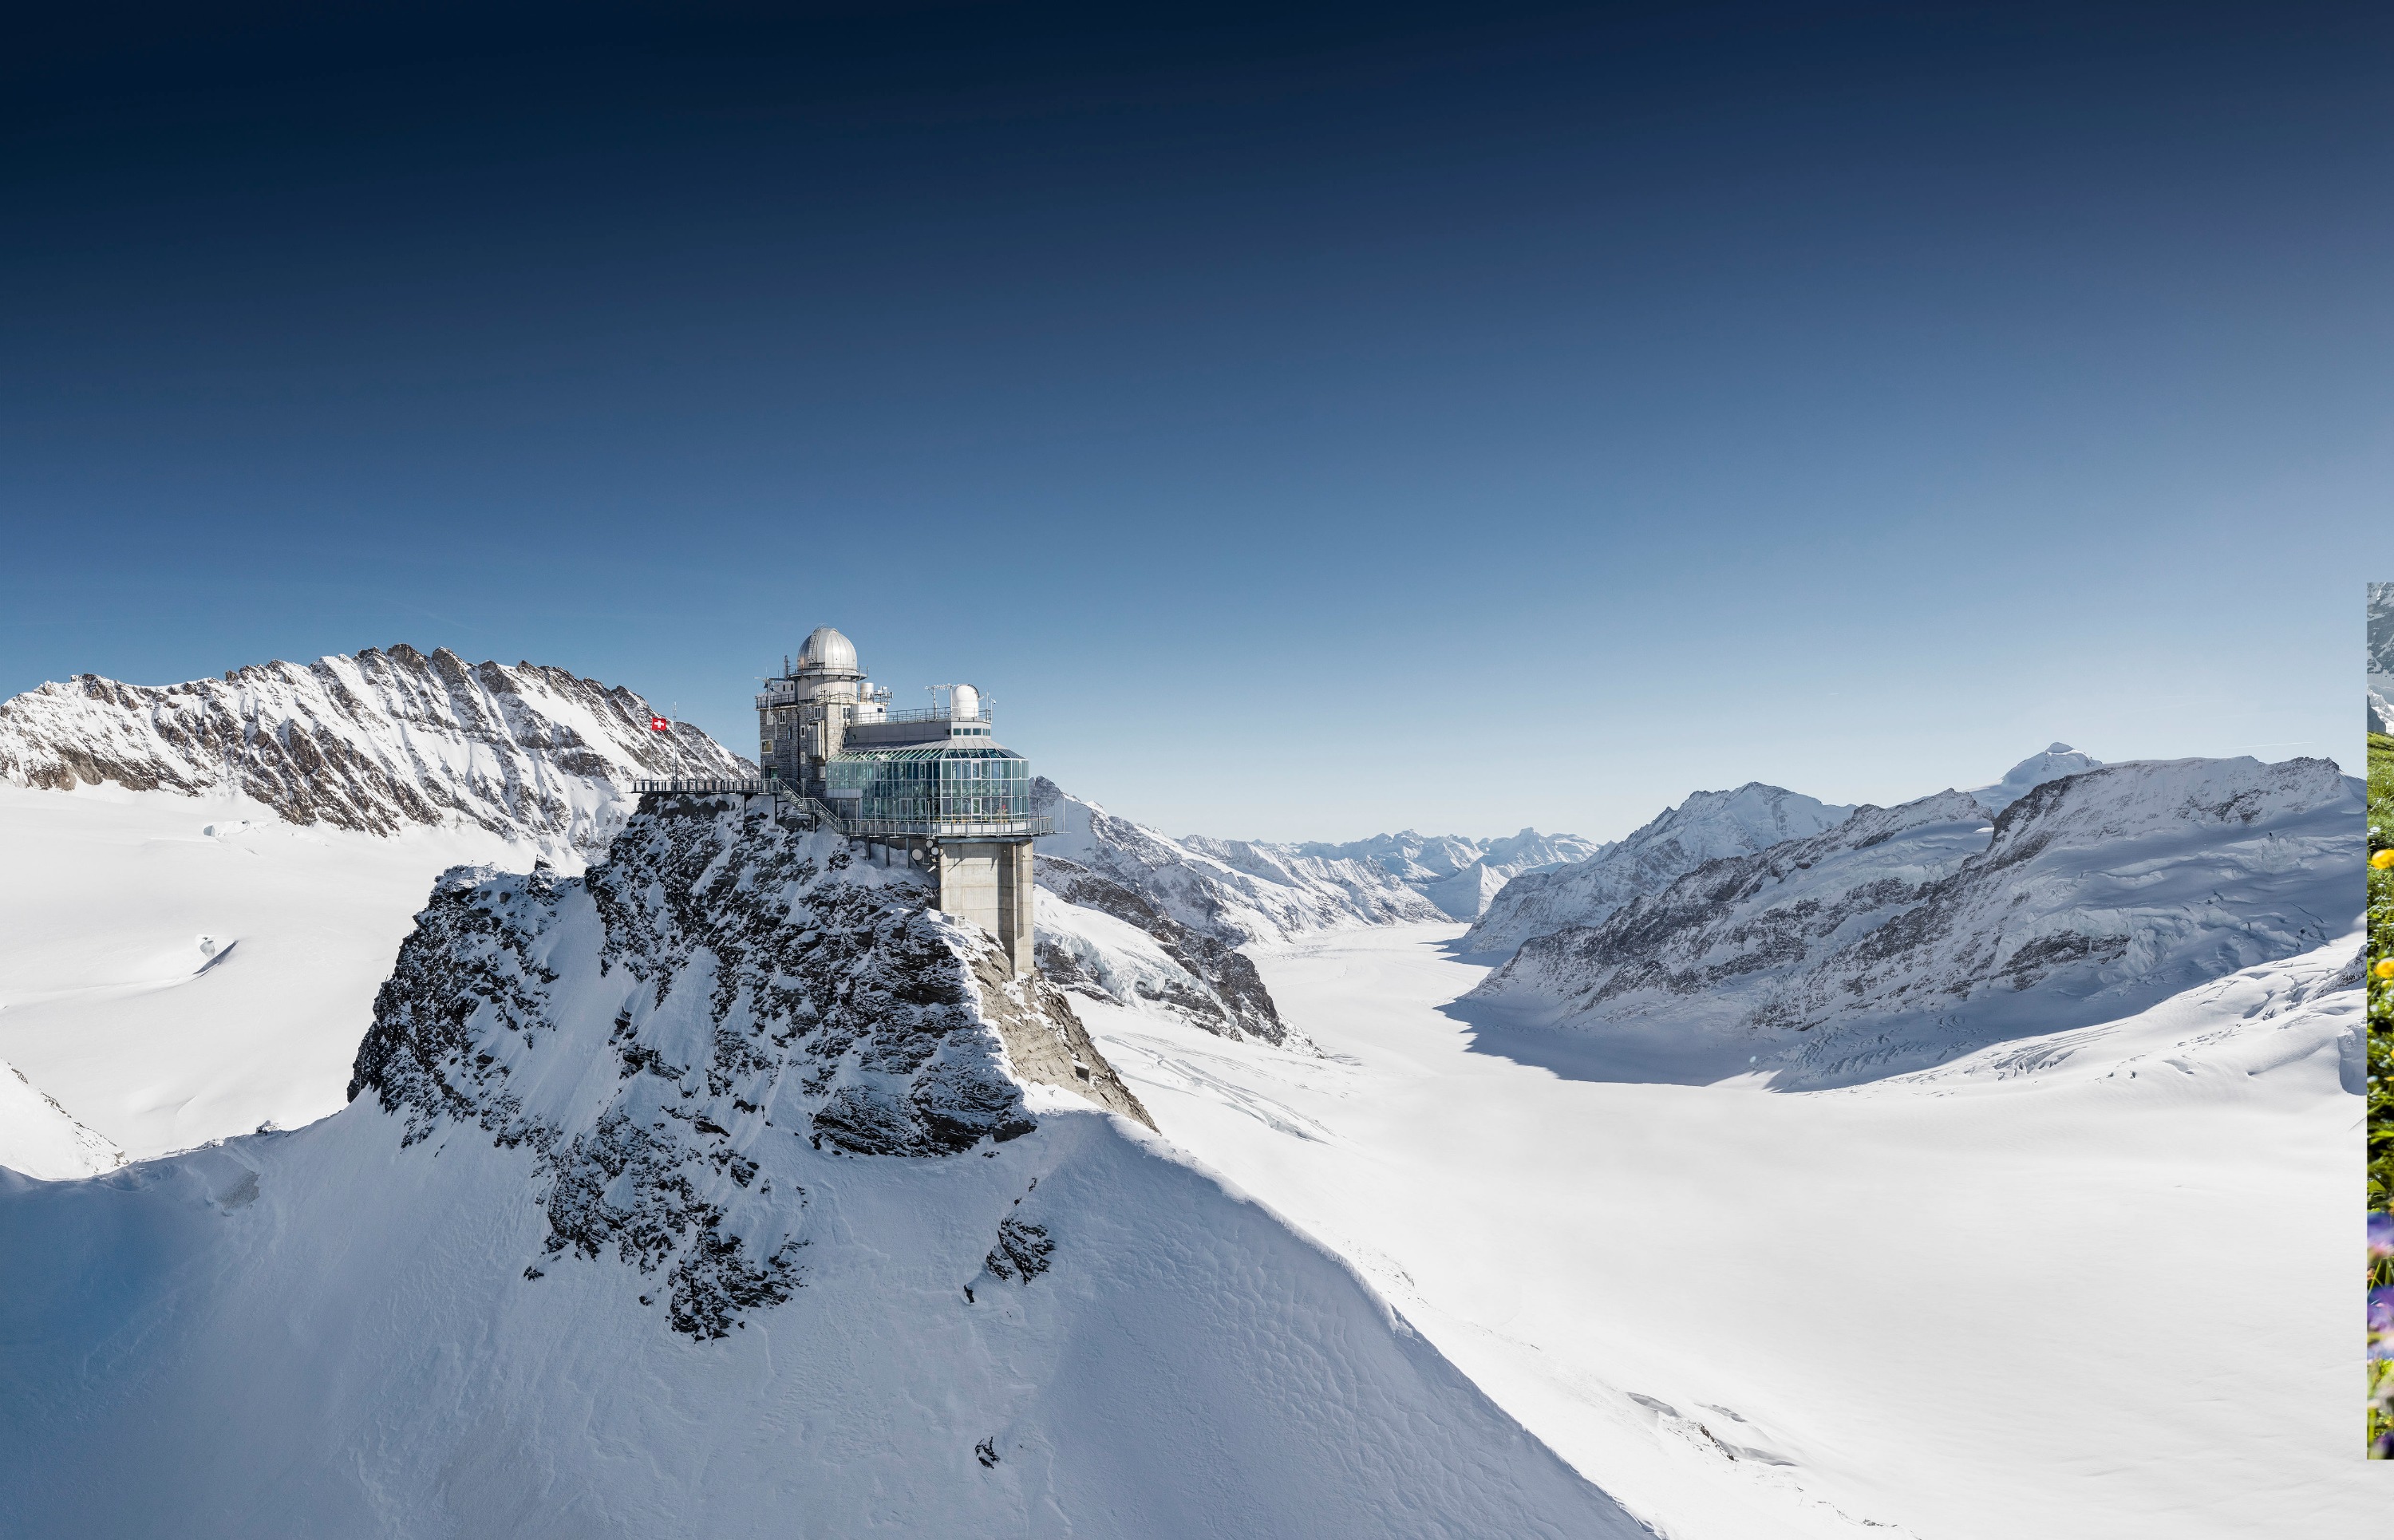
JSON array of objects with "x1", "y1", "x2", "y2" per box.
[
  {"x1": 1471, "y1": 756, "x2": 2359, "y2": 1086},
  {"x1": 1074, "y1": 923, "x2": 2368, "y2": 1540},
  {"x1": 0, "y1": 783, "x2": 555, "y2": 1159},
  {"x1": 0, "y1": 644, "x2": 749, "y2": 856},
  {"x1": 1467, "y1": 782, "x2": 1855, "y2": 954},
  {"x1": 0, "y1": 1058, "x2": 123, "y2": 1179},
  {"x1": 0, "y1": 800, "x2": 1645, "y2": 1540}
]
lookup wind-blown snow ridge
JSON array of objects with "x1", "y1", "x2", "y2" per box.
[
  {"x1": 1472, "y1": 756, "x2": 2361, "y2": 1087},
  {"x1": 0, "y1": 793, "x2": 1647, "y2": 1539},
  {"x1": 1468, "y1": 782, "x2": 1855, "y2": 954},
  {"x1": 0, "y1": 645, "x2": 749, "y2": 855}
]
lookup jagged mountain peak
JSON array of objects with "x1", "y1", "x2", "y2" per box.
[
  {"x1": 1973, "y1": 741, "x2": 2104, "y2": 811},
  {"x1": 0, "y1": 646, "x2": 750, "y2": 855}
]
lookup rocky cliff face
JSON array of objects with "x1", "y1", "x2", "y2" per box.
[
  {"x1": 1472, "y1": 756, "x2": 2361, "y2": 1087},
  {"x1": 0, "y1": 645, "x2": 749, "y2": 856},
  {"x1": 1467, "y1": 783, "x2": 1855, "y2": 954},
  {"x1": 353, "y1": 795, "x2": 1149, "y2": 1334}
]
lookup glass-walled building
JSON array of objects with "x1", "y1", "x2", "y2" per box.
[{"x1": 824, "y1": 740, "x2": 1033, "y2": 835}]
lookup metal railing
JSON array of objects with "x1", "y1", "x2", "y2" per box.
[
  {"x1": 836, "y1": 814, "x2": 1052, "y2": 839},
  {"x1": 874, "y1": 705, "x2": 994, "y2": 725},
  {"x1": 631, "y1": 780, "x2": 1043, "y2": 840}
]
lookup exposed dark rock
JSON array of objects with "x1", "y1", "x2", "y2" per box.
[
  {"x1": 350, "y1": 798, "x2": 1148, "y2": 1338},
  {"x1": 1036, "y1": 855, "x2": 1290, "y2": 1046}
]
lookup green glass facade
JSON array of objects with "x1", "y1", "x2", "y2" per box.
[{"x1": 824, "y1": 742, "x2": 1032, "y2": 829}]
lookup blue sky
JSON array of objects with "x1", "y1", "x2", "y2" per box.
[{"x1": 2, "y1": 2, "x2": 2384, "y2": 841}]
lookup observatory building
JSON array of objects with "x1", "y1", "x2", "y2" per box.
[{"x1": 755, "y1": 627, "x2": 1041, "y2": 973}]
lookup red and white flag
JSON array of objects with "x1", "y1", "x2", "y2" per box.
[{"x1": 649, "y1": 715, "x2": 670, "y2": 733}]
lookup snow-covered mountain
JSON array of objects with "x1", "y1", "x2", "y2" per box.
[
  {"x1": 0, "y1": 1059, "x2": 124, "y2": 1180},
  {"x1": 1290, "y1": 827, "x2": 1603, "y2": 919},
  {"x1": 1033, "y1": 779, "x2": 1447, "y2": 943},
  {"x1": 0, "y1": 645, "x2": 749, "y2": 856},
  {"x1": 0, "y1": 795, "x2": 1645, "y2": 1539},
  {"x1": 1466, "y1": 783, "x2": 1855, "y2": 954},
  {"x1": 0, "y1": 647, "x2": 756, "y2": 1159},
  {"x1": 1970, "y1": 742, "x2": 2102, "y2": 811},
  {"x1": 1469, "y1": 756, "x2": 2360, "y2": 1087}
]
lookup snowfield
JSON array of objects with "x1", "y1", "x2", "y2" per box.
[
  {"x1": 0, "y1": 782, "x2": 554, "y2": 1159},
  {"x1": 1077, "y1": 924, "x2": 2368, "y2": 1540},
  {"x1": 0, "y1": 800, "x2": 1645, "y2": 1539}
]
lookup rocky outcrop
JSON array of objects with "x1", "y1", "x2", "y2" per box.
[
  {"x1": 1472, "y1": 756, "x2": 2361, "y2": 1087},
  {"x1": 0, "y1": 646, "x2": 749, "y2": 855},
  {"x1": 351, "y1": 794, "x2": 1148, "y2": 1339},
  {"x1": 1034, "y1": 855, "x2": 1291, "y2": 1045}
]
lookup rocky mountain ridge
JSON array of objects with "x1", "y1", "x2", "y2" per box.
[
  {"x1": 1471, "y1": 756, "x2": 2360, "y2": 1087},
  {"x1": 0, "y1": 645, "x2": 749, "y2": 856},
  {"x1": 1467, "y1": 782, "x2": 1856, "y2": 954}
]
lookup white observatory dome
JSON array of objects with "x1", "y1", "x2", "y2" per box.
[
  {"x1": 795, "y1": 626, "x2": 860, "y2": 676},
  {"x1": 950, "y1": 683, "x2": 981, "y2": 721}
]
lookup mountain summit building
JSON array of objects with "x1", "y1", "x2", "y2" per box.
[{"x1": 755, "y1": 626, "x2": 1041, "y2": 973}]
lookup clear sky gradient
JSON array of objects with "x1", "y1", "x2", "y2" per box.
[{"x1": 3, "y1": 2, "x2": 2385, "y2": 841}]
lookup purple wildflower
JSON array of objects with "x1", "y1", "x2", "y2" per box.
[
  {"x1": 2373, "y1": 1213, "x2": 2394, "y2": 1261},
  {"x1": 2370, "y1": 1288, "x2": 2394, "y2": 1334}
]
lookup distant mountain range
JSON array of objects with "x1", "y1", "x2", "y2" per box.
[
  {"x1": 1469, "y1": 754, "x2": 2359, "y2": 1086},
  {"x1": 0, "y1": 645, "x2": 749, "y2": 857}
]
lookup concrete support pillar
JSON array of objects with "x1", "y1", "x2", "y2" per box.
[
  {"x1": 998, "y1": 839, "x2": 1034, "y2": 977},
  {"x1": 933, "y1": 837, "x2": 1036, "y2": 976}
]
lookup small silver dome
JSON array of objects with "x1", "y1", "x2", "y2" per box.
[{"x1": 795, "y1": 626, "x2": 860, "y2": 676}]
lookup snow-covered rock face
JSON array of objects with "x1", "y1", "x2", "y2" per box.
[
  {"x1": 1290, "y1": 827, "x2": 1604, "y2": 919},
  {"x1": 1033, "y1": 779, "x2": 1447, "y2": 946},
  {"x1": 352, "y1": 796, "x2": 1151, "y2": 1336},
  {"x1": 1033, "y1": 856, "x2": 1293, "y2": 1046},
  {"x1": 1971, "y1": 741, "x2": 2104, "y2": 811},
  {"x1": 1466, "y1": 783, "x2": 1855, "y2": 954},
  {"x1": 1472, "y1": 756, "x2": 2361, "y2": 1087},
  {"x1": 0, "y1": 794, "x2": 1645, "y2": 1539},
  {"x1": 0, "y1": 645, "x2": 750, "y2": 856}
]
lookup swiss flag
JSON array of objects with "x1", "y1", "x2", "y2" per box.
[{"x1": 649, "y1": 715, "x2": 670, "y2": 733}]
